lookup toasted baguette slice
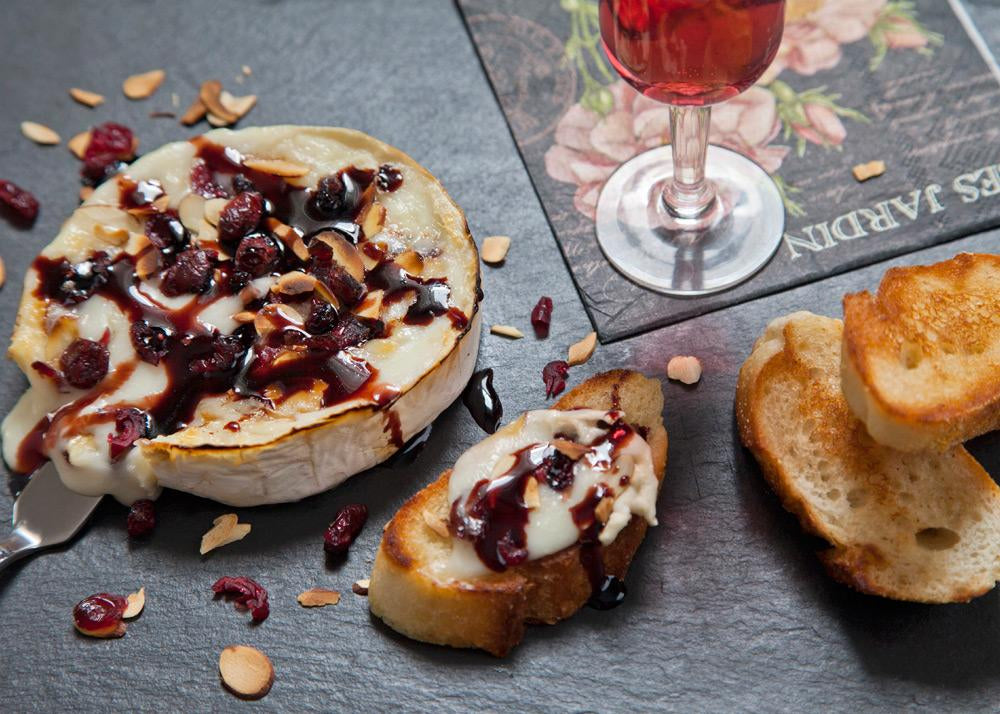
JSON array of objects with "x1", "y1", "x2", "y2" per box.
[
  {"x1": 737, "y1": 311, "x2": 1000, "y2": 603},
  {"x1": 841, "y1": 253, "x2": 1000, "y2": 452},
  {"x1": 368, "y1": 370, "x2": 667, "y2": 657}
]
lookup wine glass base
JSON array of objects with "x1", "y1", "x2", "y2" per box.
[{"x1": 595, "y1": 145, "x2": 785, "y2": 296}]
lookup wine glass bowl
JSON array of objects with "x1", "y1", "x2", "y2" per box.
[{"x1": 595, "y1": 0, "x2": 787, "y2": 296}]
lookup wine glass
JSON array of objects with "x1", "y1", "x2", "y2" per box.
[{"x1": 596, "y1": 0, "x2": 786, "y2": 295}]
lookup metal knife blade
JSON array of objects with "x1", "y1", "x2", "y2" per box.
[{"x1": 0, "y1": 462, "x2": 102, "y2": 574}]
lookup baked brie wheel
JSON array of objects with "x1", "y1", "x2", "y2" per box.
[{"x1": 2, "y1": 126, "x2": 481, "y2": 506}]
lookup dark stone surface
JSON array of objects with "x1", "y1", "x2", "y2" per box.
[{"x1": 0, "y1": 1, "x2": 997, "y2": 711}]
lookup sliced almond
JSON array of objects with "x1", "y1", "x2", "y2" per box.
[
  {"x1": 567, "y1": 331, "x2": 597, "y2": 366},
  {"x1": 123, "y1": 69, "x2": 166, "y2": 100},
  {"x1": 666, "y1": 355, "x2": 702, "y2": 385},
  {"x1": 69, "y1": 87, "x2": 104, "y2": 107},
  {"x1": 360, "y1": 202, "x2": 386, "y2": 239},
  {"x1": 313, "y1": 232, "x2": 365, "y2": 282},
  {"x1": 355, "y1": 289, "x2": 384, "y2": 320},
  {"x1": 0, "y1": 256, "x2": 6, "y2": 289},
  {"x1": 595, "y1": 496, "x2": 615, "y2": 525},
  {"x1": 243, "y1": 158, "x2": 310, "y2": 178},
  {"x1": 551, "y1": 438, "x2": 589, "y2": 460},
  {"x1": 203, "y1": 197, "x2": 227, "y2": 226},
  {"x1": 296, "y1": 588, "x2": 341, "y2": 608},
  {"x1": 352, "y1": 579, "x2": 370, "y2": 596},
  {"x1": 233, "y1": 310, "x2": 257, "y2": 324},
  {"x1": 206, "y1": 113, "x2": 231, "y2": 128},
  {"x1": 480, "y1": 235, "x2": 511, "y2": 264},
  {"x1": 21, "y1": 121, "x2": 60, "y2": 145},
  {"x1": 171, "y1": 92, "x2": 180, "y2": 108},
  {"x1": 135, "y1": 248, "x2": 160, "y2": 280},
  {"x1": 68, "y1": 130, "x2": 92, "y2": 159},
  {"x1": 422, "y1": 509, "x2": 450, "y2": 539},
  {"x1": 219, "y1": 645, "x2": 274, "y2": 700},
  {"x1": 852, "y1": 160, "x2": 886, "y2": 182},
  {"x1": 178, "y1": 193, "x2": 206, "y2": 231},
  {"x1": 274, "y1": 271, "x2": 317, "y2": 296},
  {"x1": 123, "y1": 587, "x2": 145, "y2": 619},
  {"x1": 219, "y1": 91, "x2": 257, "y2": 121},
  {"x1": 94, "y1": 223, "x2": 130, "y2": 247},
  {"x1": 395, "y1": 249, "x2": 423, "y2": 275},
  {"x1": 490, "y1": 324, "x2": 524, "y2": 339},
  {"x1": 242, "y1": 65, "x2": 253, "y2": 76},
  {"x1": 180, "y1": 97, "x2": 208, "y2": 126},
  {"x1": 523, "y1": 476, "x2": 540, "y2": 509},
  {"x1": 200, "y1": 513, "x2": 252, "y2": 555},
  {"x1": 198, "y1": 80, "x2": 238, "y2": 123}
]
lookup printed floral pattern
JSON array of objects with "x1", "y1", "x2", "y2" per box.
[{"x1": 547, "y1": 0, "x2": 942, "y2": 218}]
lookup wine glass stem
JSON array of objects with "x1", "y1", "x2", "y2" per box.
[{"x1": 662, "y1": 105, "x2": 715, "y2": 220}]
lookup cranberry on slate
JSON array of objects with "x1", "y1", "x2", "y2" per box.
[
  {"x1": 530, "y1": 296, "x2": 553, "y2": 338},
  {"x1": 0, "y1": 180, "x2": 39, "y2": 224},
  {"x1": 233, "y1": 234, "x2": 279, "y2": 277},
  {"x1": 218, "y1": 191, "x2": 264, "y2": 243},
  {"x1": 324, "y1": 503, "x2": 368, "y2": 554},
  {"x1": 376, "y1": 164, "x2": 403, "y2": 192},
  {"x1": 60, "y1": 338, "x2": 109, "y2": 389},
  {"x1": 81, "y1": 122, "x2": 135, "y2": 186},
  {"x1": 212, "y1": 576, "x2": 270, "y2": 623},
  {"x1": 190, "y1": 161, "x2": 227, "y2": 198},
  {"x1": 130, "y1": 320, "x2": 170, "y2": 365},
  {"x1": 126, "y1": 499, "x2": 156, "y2": 538},
  {"x1": 108, "y1": 408, "x2": 150, "y2": 461},
  {"x1": 73, "y1": 593, "x2": 127, "y2": 636},
  {"x1": 304, "y1": 299, "x2": 339, "y2": 335},
  {"x1": 542, "y1": 360, "x2": 569, "y2": 399},
  {"x1": 160, "y1": 248, "x2": 215, "y2": 296},
  {"x1": 144, "y1": 211, "x2": 187, "y2": 252}
]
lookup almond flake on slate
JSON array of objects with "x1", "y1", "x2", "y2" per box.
[
  {"x1": 0, "y1": 257, "x2": 6, "y2": 289},
  {"x1": 480, "y1": 235, "x2": 511, "y2": 264},
  {"x1": 552, "y1": 438, "x2": 589, "y2": 460},
  {"x1": 219, "y1": 91, "x2": 257, "y2": 121},
  {"x1": 180, "y1": 97, "x2": 208, "y2": 126},
  {"x1": 567, "y1": 331, "x2": 597, "y2": 366},
  {"x1": 21, "y1": 121, "x2": 60, "y2": 145},
  {"x1": 666, "y1": 355, "x2": 702, "y2": 385},
  {"x1": 69, "y1": 87, "x2": 104, "y2": 107},
  {"x1": 206, "y1": 113, "x2": 230, "y2": 128},
  {"x1": 422, "y1": 509, "x2": 450, "y2": 539},
  {"x1": 123, "y1": 69, "x2": 166, "y2": 100},
  {"x1": 79, "y1": 186, "x2": 95, "y2": 202},
  {"x1": 242, "y1": 65, "x2": 253, "y2": 76},
  {"x1": 523, "y1": 476, "x2": 540, "y2": 509},
  {"x1": 199, "y1": 80, "x2": 238, "y2": 123},
  {"x1": 123, "y1": 587, "x2": 145, "y2": 619},
  {"x1": 200, "y1": 513, "x2": 252, "y2": 555},
  {"x1": 68, "y1": 130, "x2": 92, "y2": 159},
  {"x1": 352, "y1": 579, "x2": 370, "y2": 596},
  {"x1": 243, "y1": 158, "x2": 309, "y2": 178},
  {"x1": 296, "y1": 588, "x2": 341, "y2": 608},
  {"x1": 491, "y1": 324, "x2": 524, "y2": 339},
  {"x1": 219, "y1": 645, "x2": 274, "y2": 700},
  {"x1": 852, "y1": 160, "x2": 886, "y2": 182}
]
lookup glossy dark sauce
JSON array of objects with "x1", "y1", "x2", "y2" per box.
[
  {"x1": 462, "y1": 368, "x2": 502, "y2": 434},
  {"x1": 16, "y1": 139, "x2": 464, "y2": 472},
  {"x1": 384, "y1": 410, "x2": 403, "y2": 449},
  {"x1": 383, "y1": 424, "x2": 432, "y2": 467}
]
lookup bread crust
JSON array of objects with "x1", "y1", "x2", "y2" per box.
[
  {"x1": 369, "y1": 369, "x2": 668, "y2": 656},
  {"x1": 841, "y1": 253, "x2": 1000, "y2": 451}
]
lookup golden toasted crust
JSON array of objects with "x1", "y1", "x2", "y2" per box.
[
  {"x1": 737, "y1": 311, "x2": 1000, "y2": 604},
  {"x1": 841, "y1": 253, "x2": 1000, "y2": 451},
  {"x1": 368, "y1": 370, "x2": 667, "y2": 656}
]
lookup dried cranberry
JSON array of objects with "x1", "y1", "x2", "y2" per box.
[
  {"x1": 189, "y1": 334, "x2": 246, "y2": 375},
  {"x1": 309, "y1": 174, "x2": 348, "y2": 217},
  {"x1": 304, "y1": 299, "x2": 339, "y2": 335},
  {"x1": 232, "y1": 173, "x2": 256, "y2": 193},
  {"x1": 0, "y1": 180, "x2": 39, "y2": 224},
  {"x1": 73, "y1": 593, "x2": 127, "y2": 635},
  {"x1": 160, "y1": 248, "x2": 215, "y2": 296},
  {"x1": 60, "y1": 339, "x2": 109, "y2": 389},
  {"x1": 308, "y1": 241, "x2": 365, "y2": 305},
  {"x1": 496, "y1": 534, "x2": 528, "y2": 568},
  {"x1": 542, "y1": 360, "x2": 569, "y2": 399},
  {"x1": 46, "y1": 253, "x2": 112, "y2": 304},
  {"x1": 324, "y1": 503, "x2": 368, "y2": 554},
  {"x1": 144, "y1": 212, "x2": 187, "y2": 252},
  {"x1": 82, "y1": 153, "x2": 128, "y2": 186},
  {"x1": 225, "y1": 269, "x2": 251, "y2": 294},
  {"x1": 130, "y1": 320, "x2": 170, "y2": 364},
  {"x1": 233, "y1": 234, "x2": 279, "y2": 277},
  {"x1": 306, "y1": 314, "x2": 377, "y2": 353},
  {"x1": 108, "y1": 408, "x2": 150, "y2": 461},
  {"x1": 218, "y1": 192, "x2": 264, "y2": 243},
  {"x1": 126, "y1": 499, "x2": 156, "y2": 537},
  {"x1": 190, "y1": 161, "x2": 227, "y2": 198},
  {"x1": 531, "y1": 296, "x2": 553, "y2": 338},
  {"x1": 81, "y1": 123, "x2": 135, "y2": 186},
  {"x1": 534, "y1": 450, "x2": 575, "y2": 491},
  {"x1": 376, "y1": 164, "x2": 404, "y2": 192},
  {"x1": 211, "y1": 576, "x2": 269, "y2": 623}
]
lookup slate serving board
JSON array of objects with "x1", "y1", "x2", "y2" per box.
[
  {"x1": 1, "y1": 1, "x2": 999, "y2": 712},
  {"x1": 458, "y1": 0, "x2": 1000, "y2": 341}
]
